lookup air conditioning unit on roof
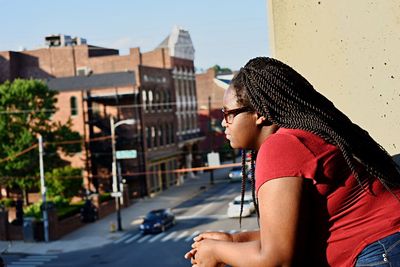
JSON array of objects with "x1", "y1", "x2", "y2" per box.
[{"x1": 76, "y1": 67, "x2": 92, "y2": 76}]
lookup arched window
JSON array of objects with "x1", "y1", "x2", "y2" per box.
[
  {"x1": 151, "y1": 126, "x2": 157, "y2": 147},
  {"x1": 159, "y1": 124, "x2": 164, "y2": 146},
  {"x1": 166, "y1": 91, "x2": 170, "y2": 110},
  {"x1": 148, "y1": 90, "x2": 153, "y2": 110},
  {"x1": 70, "y1": 96, "x2": 78, "y2": 116},
  {"x1": 169, "y1": 123, "x2": 174, "y2": 143},
  {"x1": 165, "y1": 124, "x2": 170, "y2": 144},
  {"x1": 160, "y1": 91, "x2": 165, "y2": 111},
  {"x1": 142, "y1": 90, "x2": 147, "y2": 111},
  {"x1": 146, "y1": 127, "x2": 152, "y2": 148},
  {"x1": 154, "y1": 91, "x2": 160, "y2": 111}
]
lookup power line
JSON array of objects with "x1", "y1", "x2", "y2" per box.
[
  {"x1": 0, "y1": 162, "x2": 241, "y2": 182},
  {"x1": 0, "y1": 135, "x2": 111, "y2": 163},
  {"x1": 0, "y1": 99, "x2": 223, "y2": 115}
]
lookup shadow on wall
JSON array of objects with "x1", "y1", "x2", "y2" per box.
[
  {"x1": 0, "y1": 53, "x2": 54, "y2": 84},
  {"x1": 0, "y1": 55, "x2": 8, "y2": 83},
  {"x1": 393, "y1": 154, "x2": 400, "y2": 166}
]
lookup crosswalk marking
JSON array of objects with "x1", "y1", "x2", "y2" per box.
[
  {"x1": 124, "y1": 233, "x2": 142, "y2": 244},
  {"x1": 113, "y1": 234, "x2": 132, "y2": 244},
  {"x1": 185, "y1": 230, "x2": 200, "y2": 242},
  {"x1": 137, "y1": 234, "x2": 152, "y2": 243},
  {"x1": 8, "y1": 255, "x2": 58, "y2": 267},
  {"x1": 149, "y1": 232, "x2": 166, "y2": 243},
  {"x1": 161, "y1": 231, "x2": 177, "y2": 242},
  {"x1": 113, "y1": 229, "x2": 259, "y2": 244},
  {"x1": 174, "y1": 230, "x2": 189, "y2": 241}
]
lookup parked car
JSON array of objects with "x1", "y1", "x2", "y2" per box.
[
  {"x1": 228, "y1": 166, "x2": 242, "y2": 182},
  {"x1": 227, "y1": 195, "x2": 255, "y2": 218},
  {"x1": 139, "y1": 208, "x2": 176, "y2": 234},
  {"x1": 228, "y1": 166, "x2": 253, "y2": 182}
]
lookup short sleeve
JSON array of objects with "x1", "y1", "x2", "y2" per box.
[{"x1": 255, "y1": 133, "x2": 318, "y2": 193}]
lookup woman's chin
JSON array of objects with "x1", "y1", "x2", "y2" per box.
[{"x1": 228, "y1": 141, "x2": 240, "y2": 149}]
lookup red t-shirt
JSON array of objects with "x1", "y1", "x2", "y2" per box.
[{"x1": 255, "y1": 128, "x2": 400, "y2": 266}]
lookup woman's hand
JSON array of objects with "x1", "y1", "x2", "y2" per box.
[
  {"x1": 184, "y1": 232, "x2": 232, "y2": 266},
  {"x1": 190, "y1": 239, "x2": 220, "y2": 267},
  {"x1": 194, "y1": 231, "x2": 234, "y2": 243}
]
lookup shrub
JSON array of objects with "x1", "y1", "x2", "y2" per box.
[
  {"x1": 57, "y1": 203, "x2": 83, "y2": 220},
  {"x1": 0, "y1": 198, "x2": 14, "y2": 208},
  {"x1": 23, "y1": 202, "x2": 42, "y2": 220},
  {"x1": 99, "y1": 192, "x2": 112, "y2": 203}
]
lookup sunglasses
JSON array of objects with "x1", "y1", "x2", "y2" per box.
[{"x1": 221, "y1": 106, "x2": 254, "y2": 124}]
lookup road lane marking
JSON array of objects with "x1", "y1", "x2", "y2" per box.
[
  {"x1": 176, "y1": 214, "x2": 228, "y2": 220},
  {"x1": 124, "y1": 233, "x2": 142, "y2": 243},
  {"x1": 191, "y1": 203, "x2": 214, "y2": 217}
]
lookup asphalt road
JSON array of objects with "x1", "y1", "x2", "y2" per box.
[{"x1": 2, "y1": 179, "x2": 259, "y2": 267}]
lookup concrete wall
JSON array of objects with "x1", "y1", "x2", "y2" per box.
[{"x1": 267, "y1": 0, "x2": 400, "y2": 155}]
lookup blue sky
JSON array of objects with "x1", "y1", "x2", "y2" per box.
[{"x1": 0, "y1": 0, "x2": 269, "y2": 71}]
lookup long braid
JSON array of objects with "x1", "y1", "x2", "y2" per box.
[
  {"x1": 250, "y1": 150, "x2": 259, "y2": 223},
  {"x1": 232, "y1": 57, "x2": 400, "y2": 192},
  {"x1": 239, "y1": 149, "x2": 247, "y2": 228}
]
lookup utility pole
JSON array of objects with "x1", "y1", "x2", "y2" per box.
[
  {"x1": 110, "y1": 117, "x2": 136, "y2": 232},
  {"x1": 110, "y1": 117, "x2": 122, "y2": 231},
  {"x1": 38, "y1": 135, "x2": 49, "y2": 242},
  {"x1": 208, "y1": 96, "x2": 214, "y2": 185}
]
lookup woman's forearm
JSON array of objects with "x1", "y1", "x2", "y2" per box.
[
  {"x1": 212, "y1": 239, "x2": 280, "y2": 267},
  {"x1": 232, "y1": 230, "x2": 260, "y2": 242}
]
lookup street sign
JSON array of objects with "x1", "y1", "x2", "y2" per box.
[
  {"x1": 207, "y1": 152, "x2": 220, "y2": 167},
  {"x1": 116, "y1": 149, "x2": 137, "y2": 159}
]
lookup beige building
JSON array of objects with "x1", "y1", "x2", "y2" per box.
[{"x1": 267, "y1": 1, "x2": 400, "y2": 158}]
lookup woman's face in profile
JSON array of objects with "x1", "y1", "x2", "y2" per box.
[{"x1": 222, "y1": 87, "x2": 259, "y2": 149}]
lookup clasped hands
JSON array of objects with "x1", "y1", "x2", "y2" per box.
[{"x1": 184, "y1": 231, "x2": 232, "y2": 267}]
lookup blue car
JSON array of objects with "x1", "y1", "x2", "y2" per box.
[{"x1": 139, "y1": 209, "x2": 176, "y2": 234}]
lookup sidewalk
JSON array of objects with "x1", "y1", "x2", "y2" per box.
[{"x1": 0, "y1": 171, "x2": 222, "y2": 255}]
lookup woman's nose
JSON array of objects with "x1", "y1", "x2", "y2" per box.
[{"x1": 221, "y1": 119, "x2": 226, "y2": 128}]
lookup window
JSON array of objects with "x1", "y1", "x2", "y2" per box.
[
  {"x1": 146, "y1": 127, "x2": 152, "y2": 148},
  {"x1": 169, "y1": 123, "x2": 174, "y2": 143},
  {"x1": 148, "y1": 90, "x2": 153, "y2": 111},
  {"x1": 142, "y1": 90, "x2": 147, "y2": 111},
  {"x1": 70, "y1": 96, "x2": 78, "y2": 116},
  {"x1": 159, "y1": 125, "x2": 164, "y2": 146},
  {"x1": 151, "y1": 126, "x2": 156, "y2": 147}
]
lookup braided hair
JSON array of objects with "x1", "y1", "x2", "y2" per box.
[{"x1": 233, "y1": 57, "x2": 400, "y2": 221}]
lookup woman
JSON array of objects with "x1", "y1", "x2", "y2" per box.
[{"x1": 184, "y1": 57, "x2": 400, "y2": 266}]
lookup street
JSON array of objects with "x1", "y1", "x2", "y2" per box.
[{"x1": 1, "y1": 169, "x2": 259, "y2": 267}]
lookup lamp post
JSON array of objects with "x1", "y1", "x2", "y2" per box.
[
  {"x1": 110, "y1": 117, "x2": 135, "y2": 231},
  {"x1": 38, "y1": 135, "x2": 49, "y2": 242}
]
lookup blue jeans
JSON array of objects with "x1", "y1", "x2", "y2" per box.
[{"x1": 355, "y1": 231, "x2": 400, "y2": 266}]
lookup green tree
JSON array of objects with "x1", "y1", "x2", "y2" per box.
[
  {"x1": 0, "y1": 79, "x2": 82, "y2": 205},
  {"x1": 45, "y1": 166, "x2": 83, "y2": 199},
  {"x1": 212, "y1": 65, "x2": 232, "y2": 75}
]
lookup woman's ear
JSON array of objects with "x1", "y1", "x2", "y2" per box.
[{"x1": 256, "y1": 115, "x2": 272, "y2": 127}]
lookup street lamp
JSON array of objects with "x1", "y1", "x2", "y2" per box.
[{"x1": 110, "y1": 117, "x2": 135, "y2": 231}]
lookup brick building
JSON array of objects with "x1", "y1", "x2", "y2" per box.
[
  {"x1": 195, "y1": 67, "x2": 234, "y2": 160},
  {"x1": 0, "y1": 27, "x2": 204, "y2": 198}
]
